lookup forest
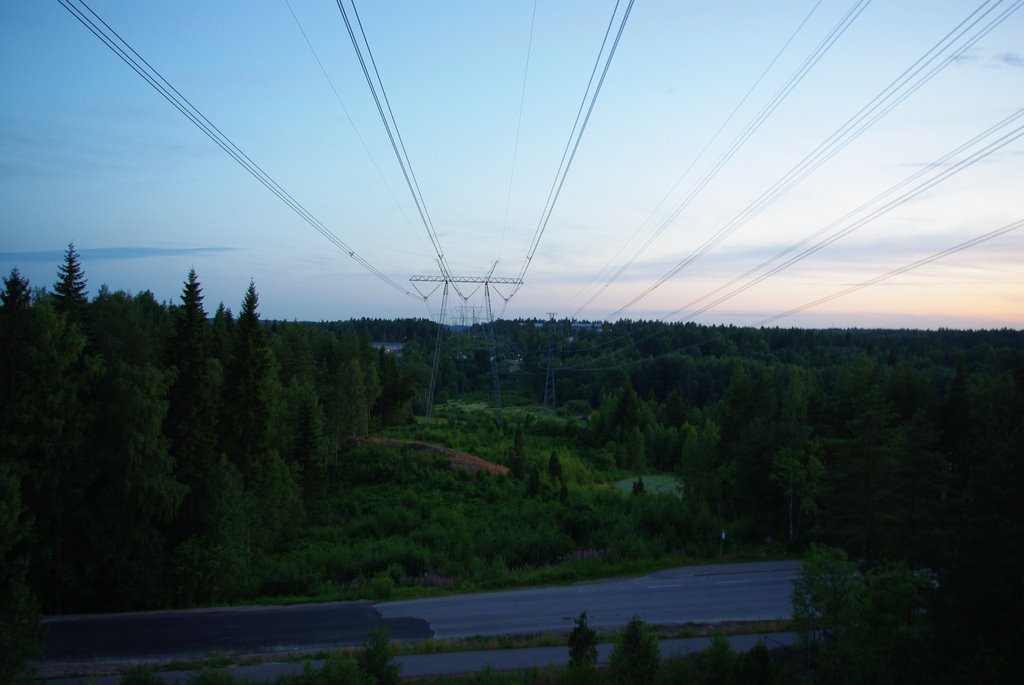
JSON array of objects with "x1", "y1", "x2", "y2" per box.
[{"x1": 1, "y1": 244, "x2": 1022, "y2": 683}]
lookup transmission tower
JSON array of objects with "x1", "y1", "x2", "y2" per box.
[
  {"x1": 411, "y1": 273, "x2": 522, "y2": 427},
  {"x1": 543, "y1": 313, "x2": 557, "y2": 412},
  {"x1": 423, "y1": 281, "x2": 449, "y2": 420}
]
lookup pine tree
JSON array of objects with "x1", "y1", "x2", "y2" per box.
[{"x1": 53, "y1": 242, "x2": 88, "y2": 321}]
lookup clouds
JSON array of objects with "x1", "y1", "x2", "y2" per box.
[
  {"x1": 0, "y1": 246, "x2": 235, "y2": 263},
  {"x1": 953, "y1": 50, "x2": 1024, "y2": 70},
  {"x1": 993, "y1": 52, "x2": 1024, "y2": 69}
]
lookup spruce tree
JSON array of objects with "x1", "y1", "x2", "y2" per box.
[
  {"x1": 53, "y1": 242, "x2": 88, "y2": 321},
  {"x1": 165, "y1": 269, "x2": 219, "y2": 543},
  {"x1": 210, "y1": 302, "x2": 233, "y2": 363},
  {"x1": 223, "y1": 280, "x2": 274, "y2": 485},
  {"x1": 1, "y1": 268, "x2": 31, "y2": 311},
  {"x1": 548, "y1": 450, "x2": 563, "y2": 482},
  {"x1": 1, "y1": 269, "x2": 32, "y2": 408},
  {"x1": 290, "y1": 380, "x2": 326, "y2": 512}
]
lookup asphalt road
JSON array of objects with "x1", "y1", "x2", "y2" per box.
[
  {"x1": 378, "y1": 560, "x2": 799, "y2": 638},
  {"x1": 41, "y1": 560, "x2": 798, "y2": 669},
  {"x1": 48, "y1": 633, "x2": 798, "y2": 684}
]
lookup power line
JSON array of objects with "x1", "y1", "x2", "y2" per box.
[
  {"x1": 563, "y1": 0, "x2": 834, "y2": 316},
  {"x1": 535, "y1": 213, "x2": 1024, "y2": 370},
  {"x1": 57, "y1": 0, "x2": 416, "y2": 299},
  {"x1": 282, "y1": 0, "x2": 426, "y2": 255},
  {"x1": 544, "y1": 106, "x2": 1024, "y2": 361},
  {"x1": 597, "y1": 0, "x2": 873, "y2": 319},
  {"x1": 754, "y1": 217, "x2": 1024, "y2": 327},
  {"x1": 669, "y1": 104, "x2": 1024, "y2": 320},
  {"x1": 334, "y1": 0, "x2": 455, "y2": 284},
  {"x1": 498, "y1": 0, "x2": 538, "y2": 265},
  {"x1": 510, "y1": 0, "x2": 636, "y2": 297},
  {"x1": 674, "y1": 110, "x2": 1024, "y2": 322},
  {"x1": 608, "y1": 0, "x2": 1020, "y2": 319}
]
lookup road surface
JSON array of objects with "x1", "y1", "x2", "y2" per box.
[
  {"x1": 41, "y1": 560, "x2": 798, "y2": 670},
  {"x1": 377, "y1": 560, "x2": 798, "y2": 638},
  {"x1": 48, "y1": 633, "x2": 798, "y2": 684}
]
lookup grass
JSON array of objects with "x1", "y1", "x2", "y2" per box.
[{"x1": 237, "y1": 540, "x2": 797, "y2": 609}]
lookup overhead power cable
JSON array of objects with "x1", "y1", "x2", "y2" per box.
[
  {"x1": 510, "y1": 0, "x2": 636, "y2": 298},
  {"x1": 754, "y1": 217, "x2": 1024, "y2": 327},
  {"x1": 553, "y1": 106, "x2": 1024, "y2": 359},
  {"x1": 609, "y1": 0, "x2": 1020, "y2": 318},
  {"x1": 498, "y1": 0, "x2": 539, "y2": 264},
  {"x1": 536, "y1": 214, "x2": 1024, "y2": 372},
  {"x1": 564, "y1": 0, "x2": 839, "y2": 316},
  {"x1": 57, "y1": 0, "x2": 417, "y2": 299},
  {"x1": 543, "y1": 209, "x2": 1023, "y2": 369},
  {"x1": 282, "y1": 0, "x2": 426, "y2": 255},
  {"x1": 334, "y1": 0, "x2": 456, "y2": 284},
  {"x1": 668, "y1": 105, "x2": 1024, "y2": 321},
  {"x1": 674, "y1": 109, "x2": 1024, "y2": 322}
]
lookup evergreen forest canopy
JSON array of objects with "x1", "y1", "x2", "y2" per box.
[{"x1": 1, "y1": 244, "x2": 1022, "y2": 681}]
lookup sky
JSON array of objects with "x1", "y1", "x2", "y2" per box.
[{"x1": 1, "y1": 0, "x2": 1022, "y2": 328}]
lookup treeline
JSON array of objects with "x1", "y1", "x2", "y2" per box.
[
  {"x1": 2, "y1": 245, "x2": 1022, "y2": 681},
  {"x1": 0, "y1": 246, "x2": 418, "y2": 621}
]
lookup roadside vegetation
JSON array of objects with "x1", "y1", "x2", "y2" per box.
[{"x1": 2, "y1": 248, "x2": 1022, "y2": 682}]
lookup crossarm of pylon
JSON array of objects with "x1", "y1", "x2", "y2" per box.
[{"x1": 410, "y1": 275, "x2": 524, "y2": 285}]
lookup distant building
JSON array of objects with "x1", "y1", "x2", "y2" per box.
[{"x1": 371, "y1": 342, "x2": 405, "y2": 356}]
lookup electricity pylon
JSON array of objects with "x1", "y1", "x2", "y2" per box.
[
  {"x1": 410, "y1": 272, "x2": 522, "y2": 427},
  {"x1": 543, "y1": 312, "x2": 559, "y2": 412}
]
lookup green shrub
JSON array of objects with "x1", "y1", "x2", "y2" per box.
[
  {"x1": 368, "y1": 574, "x2": 395, "y2": 600},
  {"x1": 656, "y1": 656, "x2": 696, "y2": 685},
  {"x1": 313, "y1": 657, "x2": 365, "y2": 685},
  {"x1": 728, "y1": 642, "x2": 773, "y2": 685},
  {"x1": 695, "y1": 635, "x2": 734, "y2": 685},
  {"x1": 560, "y1": 665, "x2": 606, "y2": 685},
  {"x1": 608, "y1": 616, "x2": 660, "y2": 685},
  {"x1": 356, "y1": 628, "x2": 400, "y2": 685},
  {"x1": 568, "y1": 612, "x2": 598, "y2": 669}
]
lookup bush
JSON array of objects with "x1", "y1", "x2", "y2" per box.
[
  {"x1": 608, "y1": 616, "x2": 660, "y2": 685},
  {"x1": 568, "y1": 612, "x2": 598, "y2": 669},
  {"x1": 729, "y1": 642, "x2": 773, "y2": 685},
  {"x1": 695, "y1": 635, "x2": 734, "y2": 685},
  {"x1": 356, "y1": 628, "x2": 400, "y2": 685},
  {"x1": 656, "y1": 656, "x2": 696, "y2": 685},
  {"x1": 257, "y1": 657, "x2": 372, "y2": 685}
]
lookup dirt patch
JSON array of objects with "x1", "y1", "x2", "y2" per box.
[{"x1": 361, "y1": 438, "x2": 509, "y2": 476}]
